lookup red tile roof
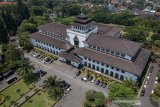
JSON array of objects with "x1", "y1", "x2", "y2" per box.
[{"x1": 0, "y1": 2, "x2": 16, "y2": 5}]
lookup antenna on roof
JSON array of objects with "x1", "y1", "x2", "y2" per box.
[{"x1": 80, "y1": 0, "x2": 83, "y2": 15}]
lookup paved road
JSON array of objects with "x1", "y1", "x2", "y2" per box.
[
  {"x1": 25, "y1": 53, "x2": 109, "y2": 107},
  {"x1": 135, "y1": 61, "x2": 160, "y2": 107}
]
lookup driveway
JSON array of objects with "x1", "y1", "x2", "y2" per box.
[{"x1": 25, "y1": 53, "x2": 109, "y2": 107}]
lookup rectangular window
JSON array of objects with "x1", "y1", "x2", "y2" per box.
[
  {"x1": 97, "y1": 61, "x2": 99, "y2": 64},
  {"x1": 101, "y1": 63, "x2": 104, "y2": 66},
  {"x1": 121, "y1": 70, "x2": 125, "y2": 73},
  {"x1": 111, "y1": 51, "x2": 114, "y2": 54},
  {"x1": 97, "y1": 47, "x2": 100, "y2": 51},
  {"x1": 111, "y1": 67, "x2": 114, "y2": 69},
  {"x1": 121, "y1": 54, "x2": 125, "y2": 57},
  {"x1": 116, "y1": 52, "x2": 120, "y2": 56},
  {"x1": 106, "y1": 65, "x2": 109, "y2": 67},
  {"x1": 117, "y1": 68, "x2": 119, "y2": 71},
  {"x1": 93, "y1": 60, "x2": 95, "y2": 62},
  {"x1": 93, "y1": 46, "x2": 96, "y2": 49},
  {"x1": 106, "y1": 49, "x2": 109, "y2": 53},
  {"x1": 101, "y1": 48, "x2": 105, "y2": 52}
]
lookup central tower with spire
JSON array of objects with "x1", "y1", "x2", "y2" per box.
[{"x1": 66, "y1": 14, "x2": 98, "y2": 47}]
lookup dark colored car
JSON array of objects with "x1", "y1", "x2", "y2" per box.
[
  {"x1": 88, "y1": 76, "x2": 93, "y2": 81},
  {"x1": 37, "y1": 70, "x2": 47, "y2": 77},
  {"x1": 61, "y1": 80, "x2": 68, "y2": 88},
  {"x1": 99, "y1": 81, "x2": 103, "y2": 87},
  {"x1": 48, "y1": 59, "x2": 54, "y2": 64},
  {"x1": 3, "y1": 70, "x2": 14, "y2": 79},
  {"x1": 102, "y1": 83, "x2": 107, "y2": 88},
  {"x1": 76, "y1": 71, "x2": 81, "y2": 76},
  {"x1": 141, "y1": 90, "x2": 146, "y2": 96},
  {"x1": 64, "y1": 84, "x2": 71, "y2": 90},
  {"x1": 0, "y1": 75, "x2": 3, "y2": 82},
  {"x1": 95, "y1": 80, "x2": 100, "y2": 85}
]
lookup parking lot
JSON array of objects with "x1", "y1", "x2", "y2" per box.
[{"x1": 25, "y1": 52, "x2": 109, "y2": 107}]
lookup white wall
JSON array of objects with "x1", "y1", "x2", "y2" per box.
[
  {"x1": 66, "y1": 27, "x2": 97, "y2": 48},
  {"x1": 79, "y1": 55, "x2": 138, "y2": 81},
  {"x1": 30, "y1": 38, "x2": 65, "y2": 54}
]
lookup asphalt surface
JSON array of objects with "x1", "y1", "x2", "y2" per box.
[
  {"x1": 135, "y1": 62, "x2": 160, "y2": 107},
  {"x1": 25, "y1": 53, "x2": 111, "y2": 107}
]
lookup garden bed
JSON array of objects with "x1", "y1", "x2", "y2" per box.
[
  {"x1": 0, "y1": 79, "x2": 34, "y2": 107},
  {"x1": 33, "y1": 47, "x2": 59, "y2": 60},
  {"x1": 21, "y1": 91, "x2": 56, "y2": 107}
]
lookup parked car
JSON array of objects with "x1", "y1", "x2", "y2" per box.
[
  {"x1": 143, "y1": 84, "x2": 147, "y2": 89},
  {"x1": 91, "y1": 78, "x2": 96, "y2": 83},
  {"x1": 64, "y1": 84, "x2": 71, "y2": 90},
  {"x1": 6, "y1": 76, "x2": 17, "y2": 84},
  {"x1": 81, "y1": 77, "x2": 87, "y2": 82},
  {"x1": 102, "y1": 83, "x2": 107, "y2": 88},
  {"x1": 37, "y1": 70, "x2": 47, "y2": 77},
  {"x1": 88, "y1": 76, "x2": 93, "y2": 81},
  {"x1": 48, "y1": 59, "x2": 54, "y2": 64},
  {"x1": 95, "y1": 80, "x2": 100, "y2": 85},
  {"x1": 76, "y1": 71, "x2": 81, "y2": 76},
  {"x1": 141, "y1": 90, "x2": 146, "y2": 96},
  {"x1": 61, "y1": 81, "x2": 68, "y2": 88},
  {"x1": 65, "y1": 87, "x2": 72, "y2": 93},
  {"x1": 3, "y1": 70, "x2": 14, "y2": 79},
  {"x1": 99, "y1": 81, "x2": 103, "y2": 87},
  {"x1": 0, "y1": 75, "x2": 3, "y2": 82}
]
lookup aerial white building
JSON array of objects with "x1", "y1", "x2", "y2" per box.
[{"x1": 29, "y1": 14, "x2": 151, "y2": 81}]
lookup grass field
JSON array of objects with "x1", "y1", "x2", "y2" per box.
[
  {"x1": 0, "y1": 79, "x2": 34, "y2": 107},
  {"x1": 21, "y1": 91, "x2": 56, "y2": 107}
]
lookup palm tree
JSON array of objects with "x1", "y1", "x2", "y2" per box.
[
  {"x1": 17, "y1": 59, "x2": 34, "y2": 76},
  {"x1": 43, "y1": 75, "x2": 62, "y2": 90},
  {"x1": 43, "y1": 75, "x2": 64, "y2": 99}
]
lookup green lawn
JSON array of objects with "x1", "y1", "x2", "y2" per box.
[
  {"x1": 0, "y1": 79, "x2": 34, "y2": 107},
  {"x1": 21, "y1": 91, "x2": 56, "y2": 107}
]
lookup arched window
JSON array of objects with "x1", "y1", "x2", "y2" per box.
[
  {"x1": 120, "y1": 75, "x2": 124, "y2": 81},
  {"x1": 97, "y1": 66, "x2": 99, "y2": 71},
  {"x1": 101, "y1": 68, "x2": 104, "y2": 73},
  {"x1": 92, "y1": 65, "x2": 95, "y2": 69},
  {"x1": 110, "y1": 72, "x2": 114, "y2": 77},
  {"x1": 115, "y1": 73, "x2": 119, "y2": 79},
  {"x1": 105, "y1": 70, "x2": 108, "y2": 75},
  {"x1": 88, "y1": 63, "x2": 91, "y2": 68},
  {"x1": 84, "y1": 62, "x2": 87, "y2": 66}
]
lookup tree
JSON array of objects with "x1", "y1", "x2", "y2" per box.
[
  {"x1": 59, "y1": 17, "x2": 75, "y2": 25},
  {"x1": 14, "y1": 0, "x2": 30, "y2": 25},
  {"x1": 154, "y1": 83, "x2": 160, "y2": 97},
  {"x1": 17, "y1": 59, "x2": 34, "y2": 76},
  {"x1": 0, "y1": 18, "x2": 8, "y2": 43},
  {"x1": 44, "y1": 76, "x2": 63, "y2": 99},
  {"x1": 124, "y1": 79, "x2": 138, "y2": 93},
  {"x1": 84, "y1": 90, "x2": 105, "y2": 107},
  {"x1": 109, "y1": 83, "x2": 135, "y2": 107},
  {"x1": 2, "y1": 11, "x2": 17, "y2": 35},
  {"x1": 24, "y1": 73, "x2": 39, "y2": 85},
  {"x1": 123, "y1": 26, "x2": 149, "y2": 42},
  {"x1": 154, "y1": 40, "x2": 160, "y2": 48},
  {"x1": 5, "y1": 44, "x2": 23, "y2": 63},
  {"x1": 43, "y1": 75, "x2": 62, "y2": 90},
  {"x1": 31, "y1": 6, "x2": 46, "y2": 16}
]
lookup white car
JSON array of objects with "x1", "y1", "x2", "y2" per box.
[
  {"x1": 147, "y1": 76, "x2": 150, "y2": 80},
  {"x1": 91, "y1": 78, "x2": 96, "y2": 83},
  {"x1": 41, "y1": 60, "x2": 45, "y2": 64},
  {"x1": 81, "y1": 77, "x2": 87, "y2": 82},
  {"x1": 143, "y1": 84, "x2": 147, "y2": 89},
  {"x1": 151, "y1": 90, "x2": 154, "y2": 93}
]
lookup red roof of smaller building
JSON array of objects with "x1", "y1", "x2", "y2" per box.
[{"x1": 0, "y1": 2, "x2": 16, "y2": 5}]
